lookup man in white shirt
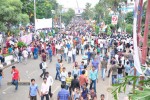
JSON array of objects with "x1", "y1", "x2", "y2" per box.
[
  {"x1": 40, "y1": 61, "x2": 47, "y2": 78},
  {"x1": 72, "y1": 47, "x2": 76, "y2": 62},
  {"x1": 41, "y1": 78, "x2": 49, "y2": 100},
  {"x1": 64, "y1": 46, "x2": 68, "y2": 61},
  {"x1": 45, "y1": 72, "x2": 53, "y2": 98},
  {"x1": 60, "y1": 67, "x2": 67, "y2": 84},
  {"x1": 22, "y1": 49, "x2": 28, "y2": 64},
  {"x1": 68, "y1": 49, "x2": 72, "y2": 63}
]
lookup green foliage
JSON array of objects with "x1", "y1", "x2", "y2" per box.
[
  {"x1": 21, "y1": 0, "x2": 58, "y2": 22},
  {"x1": 0, "y1": 0, "x2": 29, "y2": 34},
  {"x1": 39, "y1": 32, "x2": 45, "y2": 39},
  {"x1": 107, "y1": 26, "x2": 111, "y2": 35},
  {"x1": 48, "y1": 32, "x2": 52, "y2": 36},
  {"x1": 82, "y1": 3, "x2": 95, "y2": 20},
  {"x1": 95, "y1": 25, "x2": 99, "y2": 34},
  {"x1": 112, "y1": 76, "x2": 150, "y2": 100},
  {"x1": 61, "y1": 8, "x2": 75, "y2": 25},
  {"x1": 104, "y1": 16, "x2": 112, "y2": 25},
  {"x1": 17, "y1": 41, "x2": 26, "y2": 47},
  {"x1": 126, "y1": 24, "x2": 133, "y2": 34},
  {"x1": 54, "y1": 28, "x2": 59, "y2": 34},
  {"x1": 125, "y1": 12, "x2": 133, "y2": 24},
  {"x1": 109, "y1": 24, "x2": 115, "y2": 30}
]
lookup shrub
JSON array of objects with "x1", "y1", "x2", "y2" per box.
[{"x1": 17, "y1": 41, "x2": 26, "y2": 48}]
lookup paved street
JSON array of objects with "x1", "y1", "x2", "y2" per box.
[{"x1": 0, "y1": 54, "x2": 113, "y2": 100}]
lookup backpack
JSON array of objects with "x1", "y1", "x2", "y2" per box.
[{"x1": 39, "y1": 62, "x2": 43, "y2": 69}]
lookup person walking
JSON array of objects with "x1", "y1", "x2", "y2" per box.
[
  {"x1": 92, "y1": 57, "x2": 100, "y2": 71},
  {"x1": 11, "y1": 66, "x2": 20, "y2": 90},
  {"x1": 110, "y1": 64, "x2": 118, "y2": 85},
  {"x1": 45, "y1": 72, "x2": 53, "y2": 98},
  {"x1": 47, "y1": 47, "x2": 53, "y2": 62},
  {"x1": 72, "y1": 65, "x2": 80, "y2": 77},
  {"x1": 41, "y1": 78, "x2": 49, "y2": 100},
  {"x1": 66, "y1": 72, "x2": 73, "y2": 90},
  {"x1": 89, "y1": 66, "x2": 98, "y2": 92},
  {"x1": 33, "y1": 46, "x2": 39, "y2": 59},
  {"x1": 18, "y1": 48, "x2": 23, "y2": 63},
  {"x1": 29, "y1": 79, "x2": 40, "y2": 100},
  {"x1": 22, "y1": 48, "x2": 28, "y2": 64},
  {"x1": 79, "y1": 70, "x2": 88, "y2": 89},
  {"x1": 101, "y1": 57, "x2": 108, "y2": 81},
  {"x1": 40, "y1": 60, "x2": 47, "y2": 78},
  {"x1": 117, "y1": 63, "x2": 124, "y2": 84},
  {"x1": 71, "y1": 87, "x2": 81, "y2": 100},
  {"x1": 68, "y1": 49, "x2": 72, "y2": 63},
  {"x1": 64, "y1": 46, "x2": 68, "y2": 61},
  {"x1": 60, "y1": 67, "x2": 67, "y2": 84},
  {"x1": 79, "y1": 61, "x2": 84, "y2": 75},
  {"x1": 86, "y1": 49, "x2": 91, "y2": 64},
  {"x1": 72, "y1": 47, "x2": 76, "y2": 62},
  {"x1": 41, "y1": 50, "x2": 47, "y2": 62},
  {"x1": 57, "y1": 84, "x2": 70, "y2": 100},
  {"x1": 0, "y1": 68, "x2": 4, "y2": 86},
  {"x1": 70, "y1": 74, "x2": 80, "y2": 92},
  {"x1": 55, "y1": 59, "x2": 61, "y2": 81}
]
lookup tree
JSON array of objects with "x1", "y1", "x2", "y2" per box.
[
  {"x1": 126, "y1": 24, "x2": 133, "y2": 34},
  {"x1": 61, "y1": 8, "x2": 75, "y2": 25},
  {"x1": 21, "y1": 0, "x2": 58, "y2": 22},
  {"x1": 0, "y1": 0, "x2": 29, "y2": 35},
  {"x1": 82, "y1": 3, "x2": 94, "y2": 20},
  {"x1": 125, "y1": 12, "x2": 133, "y2": 24},
  {"x1": 104, "y1": 16, "x2": 112, "y2": 25},
  {"x1": 111, "y1": 76, "x2": 150, "y2": 100}
]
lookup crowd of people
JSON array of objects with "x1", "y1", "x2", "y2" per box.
[{"x1": 0, "y1": 18, "x2": 148, "y2": 100}]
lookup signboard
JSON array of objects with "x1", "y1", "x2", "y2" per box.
[{"x1": 111, "y1": 15, "x2": 118, "y2": 25}]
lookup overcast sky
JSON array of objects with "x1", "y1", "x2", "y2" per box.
[{"x1": 57, "y1": 0, "x2": 99, "y2": 9}]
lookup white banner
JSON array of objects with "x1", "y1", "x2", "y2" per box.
[
  {"x1": 35, "y1": 18, "x2": 52, "y2": 30},
  {"x1": 133, "y1": 0, "x2": 142, "y2": 74}
]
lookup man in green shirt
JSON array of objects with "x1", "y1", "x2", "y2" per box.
[
  {"x1": 110, "y1": 64, "x2": 118, "y2": 85},
  {"x1": 101, "y1": 57, "x2": 108, "y2": 81}
]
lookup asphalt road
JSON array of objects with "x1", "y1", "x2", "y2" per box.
[{"x1": 0, "y1": 54, "x2": 112, "y2": 100}]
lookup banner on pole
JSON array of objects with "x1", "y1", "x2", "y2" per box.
[
  {"x1": 35, "y1": 18, "x2": 52, "y2": 30},
  {"x1": 111, "y1": 15, "x2": 118, "y2": 25}
]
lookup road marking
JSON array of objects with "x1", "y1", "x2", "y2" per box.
[
  {"x1": 52, "y1": 86, "x2": 60, "y2": 93},
  {"x1": 2, "y1": 86, "x2": 12, "y2": 92}
]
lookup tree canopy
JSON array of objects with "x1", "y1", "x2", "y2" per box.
[
  {"x1": 21, "y1": 0, "x2": 58, "y2": 22},
  {"x1": 61, "y1": 8, "x2": 75, "y2": 25},
  {"x1": 82, "y1": 3, "x2": 94, "y2": 20},
  {"x1": 0, "y1": 0, "x2": 29, "y2": 34}
]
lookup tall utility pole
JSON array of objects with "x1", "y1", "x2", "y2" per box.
[
  {"x1": 142, "y1": 0, "x2": 150, "y2": 64},
  {"x1": 34, "y1": 0, "x2": 36, "y2": 33}
]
